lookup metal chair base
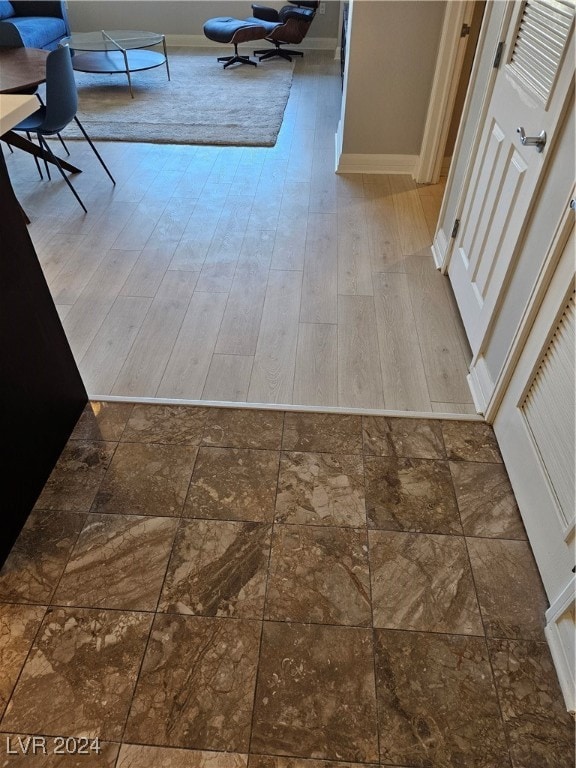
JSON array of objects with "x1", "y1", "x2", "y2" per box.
[
  {"x1": 254, "y1": 45, "x2": 305, "y2": 62},
  {"x1": 218, "y1": 43, "x2": 257, "y2": 68}
]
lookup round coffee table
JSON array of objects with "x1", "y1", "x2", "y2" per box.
[{"x1": 61, "y1": 30, "x2": 170, "y2": 98}]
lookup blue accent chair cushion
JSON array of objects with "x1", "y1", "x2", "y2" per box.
[
  {"x1": 5, "y1": 16, "x2": 67, "y2": 49},
  {"x1": 0, "y1": 1, "x2": 15, "y2": 20},
  {"x1": 0, "y1": 1, "x2": 70, "y2": 50}
]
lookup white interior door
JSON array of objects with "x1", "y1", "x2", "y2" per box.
[
  {"x1": 448, "y1": 0, "x2": 575, "y2": 357},
  {"x1": 493, "y1": 223, "x2": 575, "y2": 710}
]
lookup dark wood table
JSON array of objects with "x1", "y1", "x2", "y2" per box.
[{"x1": 0, "y1": 47, "x2": 81, "y2": 174}]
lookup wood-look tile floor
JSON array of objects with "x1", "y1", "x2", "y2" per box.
[
  {"x1": 5, "y1": 50, "x2": 475, "y2": 413},
  {"x1": 0, "y1": 402, "x2": 573, "y2": 767}
]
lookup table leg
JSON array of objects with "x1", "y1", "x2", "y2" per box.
[
  {"x1": 121, "y1": 48, "x2": 134, "y2": 98},
  {"x1": 163, "y1": 36, "x2": 171, "y2": 81},
  {"x1": 2, "y1": 131, "x2": 82, "y2": 174}
]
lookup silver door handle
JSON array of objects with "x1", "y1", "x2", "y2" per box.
[{"x1": 516, "y1": 127, "x2": 547, "y2": 152}]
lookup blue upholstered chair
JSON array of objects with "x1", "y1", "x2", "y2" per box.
[
  {"x1": 13, "y1": 46, "x2": 115, "y2": 213},
  {"x1": 0, "y1": 1, "x2": 70, "y2": 50}
]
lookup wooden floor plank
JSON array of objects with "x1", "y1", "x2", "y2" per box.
[
  {"x1": 373, "y1": 272, "x2": 431, "y2": 411},
  {"x1": 120, "y1": 245, "x2": 177, "y2": 298},
  {"x1": 202, "y1": 354, "x2": 253, "y2": 402},
  {"x1": 300, "y1": 213, "x2": 338, "y2": 324},
  {"x1": 195, "y1": 230, "x2": 245, "y2": 293},
  {"x1": 408, "y1": 270, "x2": 474, "y2": 404},
  {"x1": 293, "y1": 323, "x2": 338, "y2": 407},
  {"x1": 388, "y1": 174, "x2": 432, "y2": 255},
  {"x1": 215, "y1": 265, "x2": 269, "y2": 356},
  {"x1": 364, "y1": 177, "x2": 404, "y2": 272},
  {"x1": 111, "y1": 199, "x2": 169, "y2": 252},
  {"x1": 61, "y1": 249, "x2": 140, "y2": 361},
  {"x1": 80, "y1": 296, "x2": 152, "y2": 395},
  {"x1": 112, "y1": 271, "x2": 198, "y2": 397},
  {"x1": 248, "y1": 270, "x2": 302, "y2": 404},
  {"x1": 337, "y1": 199, "x2": 373, "y2": 296},
  {"x1": 156, "y1": 291, "x2": 228, "y2": 399},
  {"x1": 338, "y1": 295, "x2": 385, "y2": 409}
]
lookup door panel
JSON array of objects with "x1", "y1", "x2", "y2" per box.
[
  {"x1": 493, "y1": 224, "x2": 575, "y2": 710},
  {"x1": 449, "y1": 0, "x2": 575, "y2": 358}
]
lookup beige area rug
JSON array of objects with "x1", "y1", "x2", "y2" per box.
[{"x1": 62, "y1": 48, "x2": 294, "y2": 147}]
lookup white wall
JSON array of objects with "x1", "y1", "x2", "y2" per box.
[
  {"x1": 67, "y1": 0, "x2": 340, "y2": 44},
  {"x1": 339, "y1": 0, "x2": 445, "y2": 159}
]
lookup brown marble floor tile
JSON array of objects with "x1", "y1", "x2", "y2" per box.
[
  {"x1": 0, "y1": 739, "x2": 119, "y2": 766},
  {"x1": 248, "y1": 758, "x2": 379, "y2": 768},
  {"x1": 265, "y1": 525, "x2": 371, "y2": 626},
  {"x1": 71, "y1": 401, "x2": 133, "y2": 441},
  {"x1": 34, "y1": 441, "x2": 116, "y2": 512},
  {"x1": 159, "y1": 519, "x2": 271, "y2": 618},
  {"x1": 0, "y1": 605, "x2": 45, "y2": 714},
  {"x1": 467, "y1": 538, "x2": 547, "y2": 640},
  {"x1": 202, "y1": 408, "x2": 284, "y2": 449},
  {"x1": 282, "y1": 413, "x2": 362, "y2": 454},
  {"x1": 251, "y1": 622, "x2": 379, "y2": 762},
  {"x1": 369, "y1": 530, "x2": 483, "y2": 635},
  {"x1": 441, "y1": 420, "x2": 502, "y2": 463},
  {"x1": 1, "y1": 607, "x2": 152, "y2": 740},
  {"x1": 275, "y1": 452, "x2": 365, "y2": 527},
  {"x1": 0, "y1": 511, "x2": 85, "y2": 604},
  {"x1": 488, "y1": 638, "x2": 574, "y2": 768},
  {"x1": 53, "y1": 514, "x2": 178, "y2": 611},
  {"x1": 450, "y1": 461, "x2": 526, "y2": 539},
  {"x1": 184, "y1": 448, "x2": 279, "y2": 522},
  {"x1": 121, "y1": 404, "x2": 209, "y2": 445},
  {"x1": 117, "y1": 744, "x2": 248, "y2": 768},
  {"x1": 364, "y1": 456, "x2": 462, "y2": 535},
  {"x1": 124, "y1": 614, "x2": 260, "y2": 752},
  {"x1": 362, "y1": 416, "x2": 446, "y2": 459},
  {"x1": 93, "y1": 442, "x2": 197, "y2": 516},
  {"x1": 374, "y1": 629, "x2": 509, "y2": 767}
]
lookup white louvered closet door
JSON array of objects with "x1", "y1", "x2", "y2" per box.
[
  {"x1": 448, "y1": 0, "x2": 575, "y2": 361},
  {"x1": 521, "y1": 291, "x2": 575, "y2": 532},
  {"x1": 494, "y1": 225, "x2": 575, "y2": 712}
]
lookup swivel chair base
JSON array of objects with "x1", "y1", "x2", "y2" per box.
[
  {"x1": 254, "y1": 43, "x2": 304, "y2": 61},
  {"x1": 218, "y1": 43, "x2": 258, "y2": 68}
]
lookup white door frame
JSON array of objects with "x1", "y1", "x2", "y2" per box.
[{"x1": 414, "y1": 1, "x2": 475, "y2": 184}]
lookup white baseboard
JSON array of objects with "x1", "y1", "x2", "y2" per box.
[
  {"x1": 545, "y1": 577, "x2": 576, "y2": 713},
  {"x1": 334, "y1": 119, "x2": 344, "y2": 173},
  {"x1": 432, "y1": 228, "x2": 449, "y2": 269},
  {"x1": 467, "y1": 357, "x2": 494, "y2": 416},
  {"x1": 165, "y1": 35, "x2": 337, "y2": 50},
  {"x1": 335, "y1": 153, "x2": 418, "y2": 175}
]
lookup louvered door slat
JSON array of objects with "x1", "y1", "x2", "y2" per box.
[
  {"x1": 520, "y1": 20, "x2": 565, "y2": 55},
  {"x1": 530, "y1": 8, "x2": 572, "y2": 41},
  {"x1": 510, "y1": 0, "x2": 575, "y2": 102},
  {"x1": 521, "y1": 292, "x2": 576, "y2": 532},
  {"x1": 514, "y1": 44, "x2": 557, "y2": 81},
  {"x1": 535, "y1": 0, "x2": 575, "y2": 19},
  {"x1": 530, "y1": 6, "x2": 572, "y2": 36}
]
